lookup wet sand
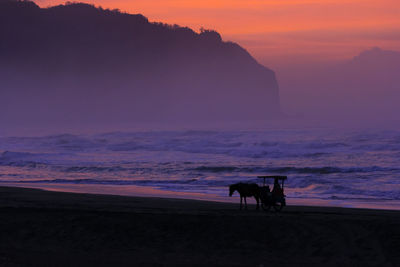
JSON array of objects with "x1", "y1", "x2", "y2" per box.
[{"x1": 0, "y1": 186, "x2": 399, "y2": 266}]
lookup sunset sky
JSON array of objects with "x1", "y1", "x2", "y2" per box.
[{"x1": 37, "y1": 0, "x2": 400, "y2": 68}]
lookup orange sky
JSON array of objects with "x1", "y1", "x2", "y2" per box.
[{"x1": 37, "y1": 0, "x2": 400, "y2": 68}]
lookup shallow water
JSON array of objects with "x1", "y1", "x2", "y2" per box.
[{"x1": 1, "y1": 128, "x2": 399, "y2": 209}]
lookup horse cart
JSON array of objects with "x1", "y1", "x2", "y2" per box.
[{"x1": 258, "y1": 176, "x2": 287, "y2": 212}]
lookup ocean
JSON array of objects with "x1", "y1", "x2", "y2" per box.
[{"x1": 1, "y1": 128, "x2": 399, "y2": 210}]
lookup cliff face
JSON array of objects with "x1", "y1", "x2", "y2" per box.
[{"x1": 0, "y1": 0, "x2": 280, "y2": 126}]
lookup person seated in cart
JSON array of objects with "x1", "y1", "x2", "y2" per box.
[{"x1": 272, "y1": 178, "x2": 283, "y2": 197}]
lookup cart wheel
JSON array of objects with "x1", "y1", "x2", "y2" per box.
[
  {"x1": 273, "y1": 201, "x2": 284, "y2": 212},
  {"x1": 261, "y1": 202, "x2": 271, "y2": 211}
]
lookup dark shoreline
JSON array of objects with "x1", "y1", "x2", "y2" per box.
[{"x1": 1, "y1": 186, "x2": 400, "y2": 266}]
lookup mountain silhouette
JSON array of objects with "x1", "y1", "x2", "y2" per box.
[
  {"x1": 280, "y1": 47, "x2": 400, "y2": 125},
  {"x1": 0, "y1": 0, "x2": 280, "y2": 127}
]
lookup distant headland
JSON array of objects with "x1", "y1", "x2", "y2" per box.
[{"x1": 0, "y1": 0, "x2": 280, "y2": 126}]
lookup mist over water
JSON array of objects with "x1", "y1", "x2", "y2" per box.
[{"x1": 1, "y1": 127, "x2": 399, "y2": 209}]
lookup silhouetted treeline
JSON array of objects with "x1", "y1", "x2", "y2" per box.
[{"x1": 0, "y1": 0, "x2": 279, "y2": 127}]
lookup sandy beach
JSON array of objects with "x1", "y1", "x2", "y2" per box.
[{"x1": 0, "y1": 186, "x2": 399, "y2": 266}]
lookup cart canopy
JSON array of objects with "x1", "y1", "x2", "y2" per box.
[{"x1": 257, "y1": 175, "x2": 287, "y2": 180}]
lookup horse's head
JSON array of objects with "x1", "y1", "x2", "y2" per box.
[{"x1": 229, "y1": 183, "x2": 238, "y2": 196}]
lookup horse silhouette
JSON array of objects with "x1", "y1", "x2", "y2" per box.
[{"x1": 229, "y1": 183, "x2": 260, "y2": 210}]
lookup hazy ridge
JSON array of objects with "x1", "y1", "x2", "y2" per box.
[{"x1": 0, "y1": 0, "x2": 280, "y2": 128}]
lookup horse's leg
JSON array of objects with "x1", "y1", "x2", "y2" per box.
[
  {"x1": 244, "y1": 197, "x2": 247, "y2": 210},
  {"x1": 255, "y1": 196, "x2": 259, "y2": 210}
]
